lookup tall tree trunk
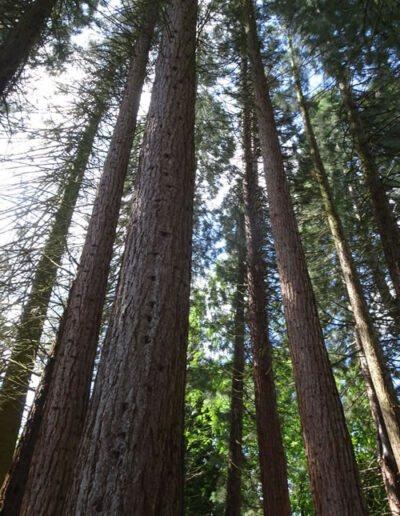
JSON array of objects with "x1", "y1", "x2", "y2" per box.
[
  {"x1": 0, "y1": 0, "x2": 58, "y2": 97},
  {"x1": 243, "y1": 2, "x2": 367, "y2": 514},
  {"x1": 66, "y1": 0, "x2": 197, "y2": 514},
  {"x1": 338, "y1": 79, "x2": 400, "y2": 301},
  {"x1": 288, "y1": 33, "x2": 400, "y2": 476},
  {"x1": 225, "y1": 223, "x2": 246, "y2": 516},
  {"x1": 0, "y1": 101, "x2": 104, "y2": 488},
  {"x1": 355, "y1": 332, "x2": 400, "y2": 516},
  {"x1": 241, "y1": 57, "x2": 291, "y2": 516},
  {"x1": 17, "y1": 5, "x2": 158, "y2": 516},
  {"x1": 347, "y1": 184, "x2": 400, "y2": 332}
]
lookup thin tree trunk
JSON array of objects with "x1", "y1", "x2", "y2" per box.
[
  {"x1": 225, "y1": 224, "x2": 246, "y2": 516},
  {"x1": 0, "y1": 102, "x2": 104, "y2": 488},
  {"x1": 66, "y1": 0, "x2": 197, "y2": 514},
  {"x1": 338, "y1": 79, "x2": 400, "y2": 301},
  {"x1": 347, "y1": 184, "x2": 400, "y2": 332},
  {"x1": 241, "y1": 56, "x2": 291, "y2": 516},
  {"x1": 17, "y1": 5, "x2": 158, "y2": 515},
  {"x1": 0, "y1": 0, "x2": 58, "y2": 97},
  {"x1": 244, "y1": 2, "x2": 367, "y2": 514},
  {"x1": 355, "y1": 331, "x2": 400, "y2": 516},
  {"x1": 288, "y1": 33, "x2": 400, "y2": 476}
]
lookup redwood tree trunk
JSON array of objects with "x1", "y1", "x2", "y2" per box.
[
  {"x1": 17, "y1": 5, "x2": 158, "y2": 515},
  {"x1": 288, "y1": 34, "x2": 400, "y2": 475},
  {"x1": 0, "y1": 0, "x2": 58, "y2": 97},
  {"x1": 355, "y1": 332, "x2": 400, "y2": 516},
  {"x1": 244, "y1": 1, "x2": 367, "y2": 513},
  {"x1": 338, "y1": 79, "x2": 400, "y2": 302},
  {"x1": 241, "y1": 57, "x2": 291, "y2": 516},
  {"x1": 66, "y1": 0, "x2": 197, "y2": 514},
  {"x1": 0, "y1": 101, "x2": 104, "y2": 489},
  {"x1": 225, "y1": 226, "x2": 246, "y2": 516}
]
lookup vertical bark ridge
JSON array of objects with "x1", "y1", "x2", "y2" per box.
[
  {"x1": 241, "y1": 56, "x2": 291, "y2": 516},
  {"x1": 17, "y1": 4, "x2": 159, "y2": 515},
  {"x1": 67, "y1": 0, "x2": 197, "y2": 513},
  {"x1": 288, "y1": 32, "x2": 400, "y2": 477},
  {"x1": 0, "y1": 101, "x2": 104, "y2": 489},
  {"x1": 244, "y1": 1, "x2": 367, "y2": 513}
]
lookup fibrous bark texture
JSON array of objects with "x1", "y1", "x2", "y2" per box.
[
  {"x1": 289, "y1": 34, "x2": 400, "y2": 477},
  {"x1": 244, "y1": 2, "x2": 367, "y2": 514},
  {"x1": 225, "y1": 222, "x2": 246, "y2": 516},
  {"x1": 17, "y1": 5, "x2": 158, "y2": 515},
  {"x1": 0, "y1": 102, "x2": 103, "y2": 490},
  {"x1": 339, "y1": 80, "x2": 400, "y2": 302},
  {"x1": 0, "y1": 0, "x2": 58, "y2": 97},
  {"x1": 241, "y1": 57, "x2": 291, "y2": 516},
  {"x1": 67, "y1": 0, "x2": 197, "y2": 514}
]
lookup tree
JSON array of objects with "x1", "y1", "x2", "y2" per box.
[
  {"x1": 0, "y1": 0, "x2": 98, "y2": 99},
  {"x1": 224, "y1": 216, "x2": 246, "y2": 516},
  {"x1": 0, "y1": 83, "x2": 107, "y2": 487},
  {"x1": 12, "y1": 3, "x2": 159, "y2": 515},
  {"x1": 66, "y1": 0, "x2": 197, "y2": 513},
  {"x1": 241, "y1": 56, "x2": 291, "y2": 516},
  {"x1": 288, "y1": 28, "x2": 400, "y2": 486},
  {"x1": 243, "y1": 0, "x2": 367, "y2": 513}
]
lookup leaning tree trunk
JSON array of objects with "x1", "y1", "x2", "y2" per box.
[
  {"x1": 355, "y1": 332, "x2": 400, "y2": 516},
  {"x1": 338, "y1": 79, "x2": 400, "y2": 301},
  {"x1": 0, "y1": 0, "x2": 59, "y2": 97},
  {"x1": 243, "y1": 1, "x2": 367, "y2": 514},
  {"x1": 225, "y1": 224, "x2": 246, "y2": 516},
  {"x1": 17, "y1": 5, "x2": 159, "y2": 516},
  {"x1": 66, "y1": 0, "x2": 197, "y2": 514},
  {"x1": 0, "y1": 100, "x2": 104, "y2": 488},
  {"x1": 288, "y1": 34, "x2": 400, "y2": 475},
  {"x1": 241, "y1": 56, "x2": 291, "y2": 516}
]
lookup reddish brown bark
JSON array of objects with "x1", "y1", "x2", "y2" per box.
[
  {"x1": 0, "y1": 0, "x2": 58, "y2": 96},
  {"x1": 66, "y1": 0, "x2": 197, "y2": 514},
  {"x1": 244, "y1": 1, "x2": 367, "y2": 514},
  {"x1": 339, "y1": 80, "x2": 400, "y2": 302},
  {"x1": 225, "y1": 223, "x2": 246, "y2": 516},
  {"x1": 241, "y1": 57, "x2": 291, "y2": 516},
  {"x1": 289, "y1": 34, "x2": 400, "y2": 477},
  {"x1": 17, "y1": 5, "x2": 159, "y2": 515},
  {"x1": 0, "y1": 100, "x2": 104, "y2": 492}
]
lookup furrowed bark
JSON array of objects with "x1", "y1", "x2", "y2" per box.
[
  {"x1": 225, "y1": 219, "x2": 246, "y2": 516},
  {"x1": 17, "y1": 5, "x2": 159, "y2": 515},
  {"x1": 67, "y1": 0, "x2": 197, "y2": 514},
  {"x1": 289, "y1": 32, "x2": 400, "y2": 476},
  {"x1": 241, "y1": 56, "x2": 291, "y2": 516},
  {"x1": 0, "y1": 102, "x2": 104, "y2": 490},
  {"x1": 0, "y1": 0, "x2": 58, "y2": 97},
  {"x1": 339, "y1": 79, "x2": 400, "y2": 302},
  {"x1": 244, "y1": 2, "x2": 367, "y2": 513}
]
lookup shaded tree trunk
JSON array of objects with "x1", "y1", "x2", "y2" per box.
[
  {"x1": 244, "y1": 1, "x2": 367, "y2": 513},
  {"x1": 0, "y1": 0, "x2": 58, "y2": 97},
  {"x1": 17, "y1": 5, "x2": 159, "y2": 515},
  {"x1": 338, "y1": 79, "x2": 400, "y2": 301},
  {"x1": 225, "y1": 223, "x2": 246, "y2": 516},
  {"x1": 288, "y1": 33, "x2": 400, "y2": 475},
  {"x1": 0, "y1": 101, "x2": 104, "y2": 488},
  {"x1": 241, "y1": 56, "x2": 291, "y2": 516},
  {"x1": 355, "y1": 332, "x2": 400, "y2": 516},
  {"x1": 66, "y1": 0, "x2": 197, "y2": 514}
]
